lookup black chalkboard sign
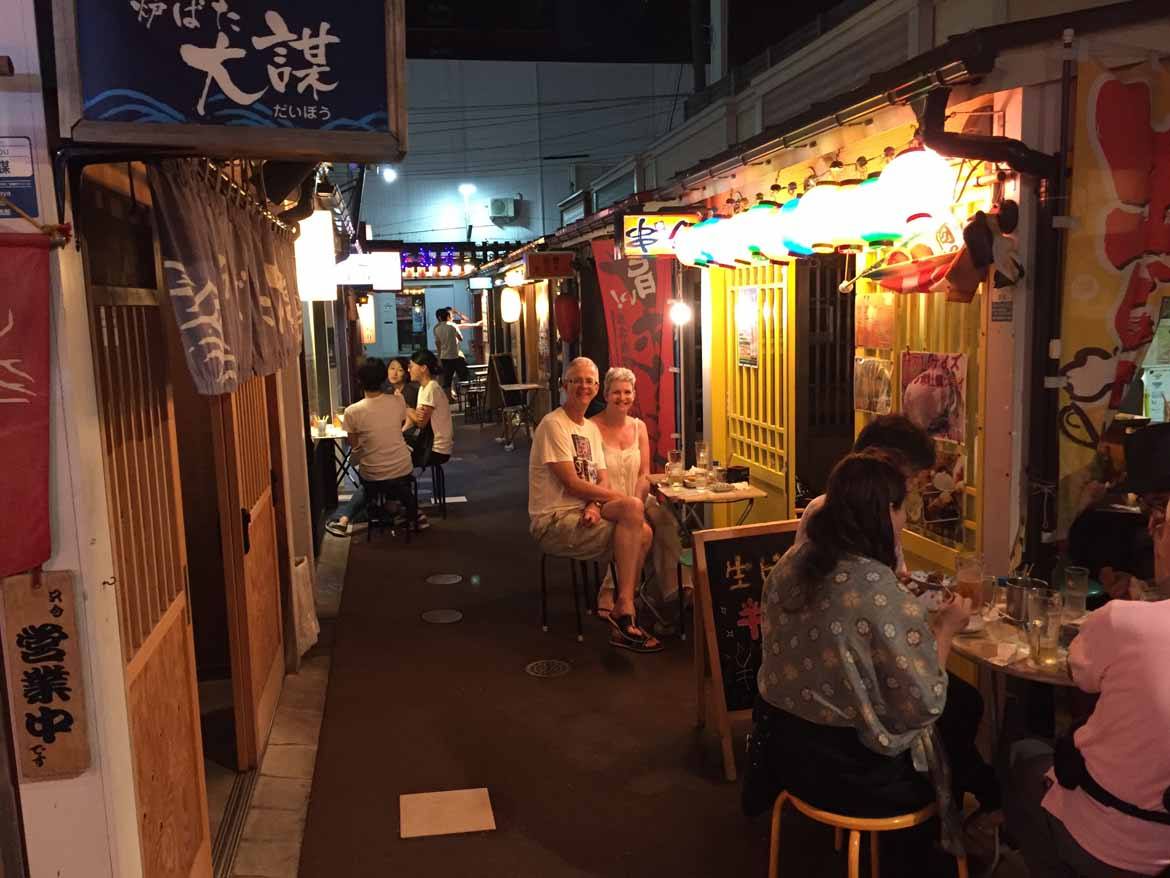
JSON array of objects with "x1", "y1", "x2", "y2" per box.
[{"x1": 693, "y1": 520, "x2": 799, "y2": 781}]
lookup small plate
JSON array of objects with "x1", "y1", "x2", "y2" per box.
[{"x1": 959, "y1": 613, "x2": 987, "y2": 635}]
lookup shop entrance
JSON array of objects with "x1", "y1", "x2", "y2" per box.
[{"x1": 795, "y1": 254, "x2": 856, "y2": 497}]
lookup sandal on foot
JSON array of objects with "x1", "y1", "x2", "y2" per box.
[
  {"x1": 607, "y1": 614, "x2": 663, "y2": 653},
  {"x1": 326, "y1": 520, "x2": 350, "y2": 537}
]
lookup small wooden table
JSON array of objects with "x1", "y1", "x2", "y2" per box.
[
  {"x1": 496, "y1": 382, "x2": 542, "y2": 450},
  {"x1": 649, "y1": 474, "x2": 769, "y2": 640},
  {"x1": 311, "y1": 425, "x2": 357, "y2": 489}
]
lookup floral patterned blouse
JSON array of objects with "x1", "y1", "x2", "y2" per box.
[{"x1": 758, "y1": 547, "x2": 948, "y2": 758}]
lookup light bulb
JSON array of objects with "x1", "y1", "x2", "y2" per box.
[
  {"x1": 668, "y1": 299, "x2": 693, "y2": 326},
  {"x1": 382, "y1": 166, "x2": 397, "y2": 183},
  {"x1": 458, "y1": 183, "x2": 477, "y2": 197}
]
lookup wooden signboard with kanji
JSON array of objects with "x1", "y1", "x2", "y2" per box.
[
  {"x1": 1, "y1": 571, "x2": 90, "y2": 781},
  {"x1": 693, "y1": 520, "x2": 798, "y2": 782}
]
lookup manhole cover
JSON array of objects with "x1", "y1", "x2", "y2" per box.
[
  {"x1": 426, "y1": 573, "x2": 463, "y2": 585},
  {"x1": 422, "y1": 609, "x2": 464, "y2": 624},
  {"x1": 525, "y1": 659, "x2": 571, "y2": 679}
]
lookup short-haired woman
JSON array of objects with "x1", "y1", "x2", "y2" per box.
[
  {"x1": 745, "y1": 451, "x2": 974, "y2": 874},
  {"x1": 590, "y1": 367, "x2": 684, "y2": 623},
  {"x1": 403, "y1": 350, "x2": 453, "y2": 530}
]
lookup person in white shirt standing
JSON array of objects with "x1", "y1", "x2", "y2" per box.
[
  {"x1": 433, "y1": 308, "x2": 481, "y2": 398},
  {"x1": 528, "y1": 357, "x2": 661, "y2": 653},
  {"x1": 328, "y1": 360, "x2": 415, "y2": 536}
]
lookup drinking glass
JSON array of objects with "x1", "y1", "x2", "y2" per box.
[
  {"x1": 977, "y1": 575, "x2": 998, "y2": 619},
  {"x1": 1062, "y1": 565, "x2": 1090, "y2": 621},
  {"x1": 667, "y1": 449, "x2": 685, "y2": 487},
  {"x1": 694, "y1": 440, "x2": 710, "y2": 471},
  {"x1": 1026, "y1": 589, "x2": 1064, "y2": 669},
  {"x1": 955, "y1": 552, "x2": 984, "y2": 604}
]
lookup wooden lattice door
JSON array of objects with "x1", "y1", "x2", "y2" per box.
[
  {"x1": 83, "y1": 169, "x2": 212, "y2": 878},
  {"x1": 211, "y1": 376, "x2": 284, "y2": 770}
]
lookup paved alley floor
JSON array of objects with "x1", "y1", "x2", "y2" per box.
[{"x1": 297, "y1": 422, "x2": 1026, "y2": 878}]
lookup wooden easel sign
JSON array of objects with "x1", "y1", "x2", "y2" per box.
[{"x1": 693, "y1": 520, "x2": 799, "y2": 782}]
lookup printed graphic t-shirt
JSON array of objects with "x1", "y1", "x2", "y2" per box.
[
  {"x1": 528, "y1": 408, "x2": 607, "y2": 518},
  {"x1": 417, "y1": 380, "x2": 454, "y2": 455}
]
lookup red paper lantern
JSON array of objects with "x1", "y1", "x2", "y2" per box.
[{"x1": 554, "y1": 293, "x2": 580, "y2": 343}]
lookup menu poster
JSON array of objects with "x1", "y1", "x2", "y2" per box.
[
  {"x1": 855, "y1": 290, "x2": 896, "y2": 349},
  {"x1": 854, "y1": 357, "x2": 893, "y2": 414},
  {"x1": 901, "y1": 352, "x2": 968, "y2": 444},
  {"x1": 1146, "y1": 366, "x2": 1170, "y2": 423}
]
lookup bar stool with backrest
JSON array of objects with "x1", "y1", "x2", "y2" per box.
[
  {"x1": 768, "y1": 793, "x2": 968, "y2": 878},
  {"x1": 364, "y1": 474, "x2": 418, "y2": 544}
]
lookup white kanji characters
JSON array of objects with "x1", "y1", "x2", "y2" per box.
[
  {"x1": 130, "y1": 0, "x2": 168, "y2": 28},
  {"x1": 180, "y1": 31, "x2": 267, "y2": 115},
  {"x1": 725, "y1": 554, "x2": 750, "y2": 591},
  {"x1": 252, "y1": 12, "x2": 340, "y2": 100},
  {"x1": 0, "y1": 310, "x2": 36, "y2": 405}
]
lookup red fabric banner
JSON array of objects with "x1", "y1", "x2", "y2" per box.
[
  {"x1": 591, "y1": 240, "x2": 676, "y2": 467},
  {"x1": 0, "y1": 234, "x2": 51, "y2": 577}
]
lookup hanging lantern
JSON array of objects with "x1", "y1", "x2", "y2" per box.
[
  {"x1": 877, "y1": 147, "x2": 955, "y2": 229},
  {"x1": 707, "y1": 215, "x2": 748, "y2": 268},
  {"x1": 738, "y1": 202, "x2": 788, "y2": 264},
  {"x1": 554, "y1": 293, "x2": 580, "y2": 342},
  {"x1": 672, "y1": 221, "x2": 707, "y2": 267},
  {"x1": 294, "y1": 210, "x2": 338, "y2": 301},
  {"x1": 500, "y1": 286, "x2": 522, "y2": 323},
  {"x1": 778, "y1": 197, "x2": 813, "y2": 257},
  {"x1": 832, "y1": 178, "x2": 865, "y2": 251},
  {"x1": 856, "y1": 174, "x2": 904, "y2": 247},
  {"x1": 790, "y1": 182, "x2": 848, "y2": 254}
]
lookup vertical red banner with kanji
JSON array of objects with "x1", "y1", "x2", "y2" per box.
[
  {"x1": 0, "y1": 234, "x2": 51, "y2": 578},
  {"x1": 591, "y1": 239, "x2": 676, "y2": 467}
]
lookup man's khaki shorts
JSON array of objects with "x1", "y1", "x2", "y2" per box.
[{"x1": 530, "y1": 509, "x2": 615, "y2": 560}]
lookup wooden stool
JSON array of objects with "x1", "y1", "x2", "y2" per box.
[{"x1": 768, "y1": 793, "x2": 968, "y2": 878}]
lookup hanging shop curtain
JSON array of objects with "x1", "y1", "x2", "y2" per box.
[
  {"x1": 591, "y1": 239, "x2": 676, "y2": 468},
  {"x1": 0, "y1": 234, "x2": 51, "y2": 578},
  {"x1": 148, "y1": 160, "x2": 303, "y2": 396}
]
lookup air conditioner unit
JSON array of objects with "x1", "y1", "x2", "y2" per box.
[{"x1": 489, "y1": 197, "x2": 518, "y2": 221}]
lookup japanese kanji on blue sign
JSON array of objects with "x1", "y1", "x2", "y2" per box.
[
  {"x1": 76, "y1": 1, "x2": 390, "y2": 132},
  {"x1": 0, "y1": 137, "x2": 39, "y2": 220}
]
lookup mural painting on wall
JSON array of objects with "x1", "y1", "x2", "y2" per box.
[
  {"x1": 900, "y1": 351, "x2": 967, "y2": 444},
  {"x1": 1057, "y1": 62, "x2": 1170, "y2": 532},
  {"x1": 592, "y1": 240, "x2": 676, "y2": 468}
]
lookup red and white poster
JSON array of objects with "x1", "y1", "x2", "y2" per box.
[
  {"x1": 0, "y1": 234, "x2": 51, "y2": 577},
  {"x1": 591, "y1": 240, "x2": 676, "y2": 467}
]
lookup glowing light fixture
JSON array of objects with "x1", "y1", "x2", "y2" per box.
[
  {"x1": 382, "y1": 166, "x2": 398, "y2": 183},
  {"x1": 668, "y1": 299, "x2": 693, "y2": 326},
  {"x1": 504, "y1": 266, "x2": 527, "y2": 287},
  {"x1": 779, "y1": 197, "x2": 814, "y2": 257},
  {"x1": 500, "y1": 286, "x2": 522, "y2": 323},
  {"x1": 856, "y1": 174, "x2": 903, "y2": 247},
  {"x1": 671, "y1": 221, "x2": 708, "y2": 268},
  {"x1": 294, "y1": 210, "x2": 338, "y2": 301},
  {"x1": 790, "y1": 181, "x2": 846, "y2": 254},
  {"x1": 738, "y1": 201, "x2": 789, "y2": 263},
  {"x1": 458, "y1": 183, "x2": 477, "y2": 197},
  {"x1": 535, "y1": 290, "x2": 549, "y2": 321},
  {"x1": 877, "y1": 147, "x2": 954, "y2": 228}
]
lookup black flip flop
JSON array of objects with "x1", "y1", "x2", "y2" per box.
[{"x1": 607, "y1": 614, "x2": 663, "y2": 653}]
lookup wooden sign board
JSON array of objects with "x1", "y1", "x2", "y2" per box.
[
  {"x1": 693, "y1": 520, "x2": 798, "y2": 782},
  {"x1": 523, "y1": 250, "x2": 574, "y2": 279},
  {"x1": 1, "y1": 571, "x2": 90, "y2": 781},
  {"x1": 54, "y1": 0, "x2": 407, "y2": 162}
]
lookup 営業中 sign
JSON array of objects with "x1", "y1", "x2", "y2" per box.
[
  {"x1": 63, "y1": 0, "x2": 406, "y2": 162},
  {"x1": 523, "y1": 250, "x2": 574, "y2": 279},
  {"x1": 2, "y1": 571, "x2": 90, "y2": 782}
]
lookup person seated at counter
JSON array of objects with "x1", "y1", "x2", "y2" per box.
[
  {"x1": 326, "y1": 359, "x2": 415, "y2": 537},
  {"x1": 528, "y1": 357, "x2": 660, "y2": 653},
  {"x1": 1005, "y1": 426, "x2": 1170, "y2": 878},
  {"x1": 791, "y1": 414, "x2": 937, "y2": 577},
  {"x1": 743, "y1": 450, "x2": 977, "y2": 875}
]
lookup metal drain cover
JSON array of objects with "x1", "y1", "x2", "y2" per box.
[
  {"x1": 426, "y1": 573, "x2": 463, "y2": 585},
  {"x1": 421, "y1": 609, "x2": 464, "y2": 624},
  {"x1": 525, "y1": 659, "x2": 571, "y2": 678}
]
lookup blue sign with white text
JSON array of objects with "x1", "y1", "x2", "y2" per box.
[{"x1": 76, "y1": 1, "x2": 389, "y2": 132}]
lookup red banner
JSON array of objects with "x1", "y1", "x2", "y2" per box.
[
  {"x1": 592, "y1": 240, "x2": 676, "y2": 467},
  {"x1": 0, "y1": 235, "x2": 51, "y2": 577}
]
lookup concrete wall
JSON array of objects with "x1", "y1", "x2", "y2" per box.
[
  {"x1": 2, "y1": 1, "x2": 140, "y2": 874},
  {"x1": 360, "y1": 58, "x2": 692, "y2": 243}
]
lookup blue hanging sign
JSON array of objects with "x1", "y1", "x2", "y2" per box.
[{"x1": 63, "y1": 0, "x2": 407, "y2": 162}]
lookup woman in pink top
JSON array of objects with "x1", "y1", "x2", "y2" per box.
[{"x1": 1004, "y1": 426, "x2": 1170, "y2": 877}]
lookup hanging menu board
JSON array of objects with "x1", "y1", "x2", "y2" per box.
[{"x1": 693, "y1": 520, "x2": 798, "y2": 782}]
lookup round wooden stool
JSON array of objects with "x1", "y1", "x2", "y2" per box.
[{"x1": 768, "y1": 792, "x2": 968, "y2": 878}]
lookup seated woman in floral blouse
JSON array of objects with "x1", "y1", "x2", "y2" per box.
[{"x1": 745, "y1": 450, "x2": 973, "y2": 874}]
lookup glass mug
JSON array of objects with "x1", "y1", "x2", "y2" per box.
[
  {"x1": 1062, "y1": 565, "x2": 1090, "y2": 621},
  {"x1": 666, "y1": 449, "x2": 685, "y2": 487},
  {"x1": 1026, "y1": 589, "x2": 1064, "y2": 669},
  {"x1": 955, "y1": 552, "x2": 984, "y2": 605},
  {"x1": 694, "y1": 440, "x2": 710, "y2": 471}
]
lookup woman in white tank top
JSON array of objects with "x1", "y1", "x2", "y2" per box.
[{"x1": 591, "y1": 368, "x2": 688, "y2": 624}]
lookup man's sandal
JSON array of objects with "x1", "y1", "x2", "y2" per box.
[{"x1": 607, "y1": 614, "x2": 663, "y2": 653}]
